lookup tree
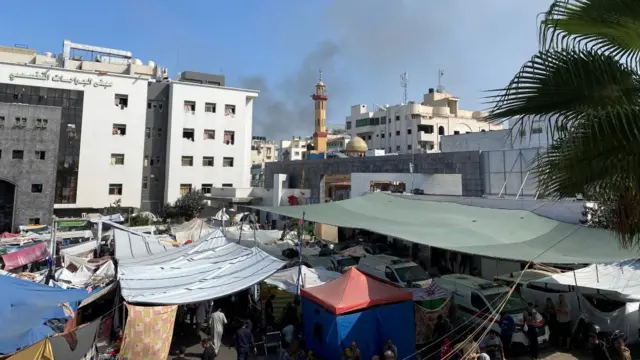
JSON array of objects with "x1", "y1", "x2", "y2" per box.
[
  {"x1": 173, "y1": 190, "x2": 206, "y2": 221},
  {"x1": 486, "y1": 0, "x2": 640, "y2": 248},
  {"x1": 103, "y1": 199, "x2": 123, "y2": 216}
]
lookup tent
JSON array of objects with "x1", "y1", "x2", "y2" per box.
[
  {"x1": 171, "y1": 218, "x2": 217, "y2": 243},
  {"x1": 0, "y1": 275, "x2": 89, "y2": 354},
  {"x1": 301, "y1": 268, "x2": 415, "y2": 360},
  {"x1": 265, "y1": 266, "x2": 341, "y2": 293},
  {"x1": 252, "y1": 192, "x2": 626, "y2": 264},
  {"x1": 1, "y1": 242, "x2": 48, "y2": 271},
  {"x1": 117, "y1": 228, "x2": 285, "y2": 304}
]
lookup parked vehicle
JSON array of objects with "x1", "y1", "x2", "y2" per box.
[
  {"x1": 435, "y1": 274, "x2": 550, "y2": 350},
  {"x1": 329, "y1": 254, "x2": 360, "y2": 273},
  {"x1": 357, "y1": 254, "x2": 431, "y2": 288},
  {"x1": 412, "y1": 188, "x2": 425, "y2": 195}
]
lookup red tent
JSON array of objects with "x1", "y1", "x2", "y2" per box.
[{"x1": 300, "y1": 267, "x2": 413, "y2": 314}]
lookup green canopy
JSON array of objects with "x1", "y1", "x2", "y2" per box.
[{"x1": 252, "y1": 193, "x2": 631, "y2": 264}]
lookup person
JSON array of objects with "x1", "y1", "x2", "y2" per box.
[
  {"x1": 588, "y1": 333, "x2": 611, "y2": 360},
  {"x1": 173, "y1": 346, "x2": 188, "y2": 360},
  {"x1": 542, "y1": 298, "x2": 557, "y2": 345},
  {"x1": 235, "y1": 320, "x2": 256, "y2": 360},
  {"x1": 265, "y1": 294, "x2": 275, "y2": 328},
  {"x1": 613, "y1": 336, "x2": 631, "y2": 360},
  {"x1": 383, "y1": 339, "x2": 398, "y2": 359},
  {"x1": 499, "y1": 312, "x2": 515, "y2": 350},
  {"x1": 433, "y1": 315, "x2": 452, "y2": 357},
  {"x1": 201, "y1": 338, "x2": 216, "y2": 360},
  {"x1": 383, "y1": 349, "x2": 396, "y2": 360},
  {"x1": 343, "y1": 341, "x2": 361, "y2": 360},
  {"x1": 556, "y1": 294, "x2": 571, "y2": 350},
  {"x1": 210, "y1": 307, "x2": 228, "y2": 355},
  {"x1": 523, "y1": 303, "x2": 539, "y2": 360},
  {"x1": 484, "y1": 331, "x2": 504, "y2": 360}
]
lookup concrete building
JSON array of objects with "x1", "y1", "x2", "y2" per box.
[
  {"x1": 251, "y1": 136, "x2": 277, "y2": 165},
  {"x1": 0, "y1": 39, "x2": 259, "y2": 228},
  {"x1": 345, "y1": 89, "x2": 502, "y2": 154},
  {"x1": 279, "y1": 136, "x2": 310, "y2": 161},
  {"x1": 327, "y1": 135, "x2": 351, "y2": 153},
  {"x1": 440, "y1": 120, "x2": 552, "y2": 153}
]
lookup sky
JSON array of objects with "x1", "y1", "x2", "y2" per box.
[{"x1": 0, "y1": 0, "x2": 553, "y2": 140}]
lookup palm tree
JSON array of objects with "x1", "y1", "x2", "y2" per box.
[{"x1": 486, "y1": 0, "x2": 640, "y2": 247}]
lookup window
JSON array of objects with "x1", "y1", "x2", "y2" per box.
[
  {"x1": 367, "y1": 135, "x2": 371, "y2": 140},
  {"x1": 223, "y1": 131, "x2": 235, "y2": 145},
  {"x1": 407, "y1": 128, "x2": 412, "y2": 135},
  {"x1": 223, "y1": 157, "x2": 234, "y2": 167},
  {"x1": 396, "y1": 130, "x2": 400, "y2": 136},
  {"x1": 115, "y1": 94, "x2": 128, "y2": 109},
  {"x1": 381, "y1": 133, "x2": 385, "y2": 139},
  {"x1": 184, "y1": 101, "x2": 196, "y2": 112},
  {"x1": 35, "y1": 118, "x2": 46, "y2": 128},
  {"x1": 421, "y1": 125, "x2": 434, "y2": 134},
  {"x1": 112, "y1": 124, "x2": 126, "y2": 136},
  {"x1": 381, "y1": 116, "x2": 387, "y2": 124},
  {"x1": 396, "y1": 145, "x2": 400, "y2": 151},
  {"x1": 395, "y1": 115, "x2": 400, "y2": 121},
  {"x1": 156, "y1": 128, "x2": 162, "y2": 139},
  {"x1": 222, "y1": 183, "x2": 233, "y2": 188},
  {"x1": 531, "y1": 127, "x2": 543, "y2": 134},
  {"x1": 179, "y1": 184, "x2": 192, "y2": 196},
  {"x1": 145, "y1": 127, "x2": 151, "y2": 139},
  {"x1": 205, "y1": 103, "x2": 216, "y2": 113},
  {"x1": 31, "y1": 184, "x2": 43, "y2": 193},
  {"x1": 35, "y1": 151, "x2": 45, "y2": 160},
  {"x1": 384, "y1": 267, "x2": 400, "y2": 283},
  {"x1": 0, "y1": 116, "x2": 4, "y2": 127},
  {"x1": 144, "y1": 155, "x2": 149, "y2": 167},
  {"x1": 153, "y1": 156, "x2": 161, "y2": 166},
  {"x1": 142, "y1": 176, "x2": 148, "y2": 190},
  {"x1": 453, "y1": 130, "x2": 460, "y2": 135},
  {"x1": 224, "y1": 105, "x2": 236, "y2": 116},
  {"x1": 346, "y1": 121, "x2": 352, "y2": 130},
  {"x1": 438, "y1": 126, "x2": 445, "y2": 135},
  {"x1": 201, "y1": 183, "x2": 213, "y2": 194},
  {"x1": 12, "y1": 150, "x2": 23, "y2": 159},
  {"x1": 471, "y1": 292, "x2": 488, "y2": 311},
  {"x1": 148, "y1": 101, "x2": 164, "y2": 111},
  {"x1": 202, "y1": 156, "x2": 214, "y2": 167},
  {"x1": 28, "y1": 218, "x2": 40, "y2": 225},
  {"x1": 181, "y1": 156, "x2": 194, "y2": 166},
  {"x1": 108, "y1": 183, "x2": 123, "y2": 195},
  {"x1": 42, "y1": 119, "x2": 48, "y2": 128},
  {"x1": 110, "y1": 153, "x2": 125, "y2": 165},
  {"x1": 182, "y1": 128, "x2": 195, "y2": 141},
  {"x1": 204, "y1": 129, "x2": 216, "y2": 140}
]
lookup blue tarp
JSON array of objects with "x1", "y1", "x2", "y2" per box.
[
  {"x1": 0, "y1": 275, "x2": 90, "y2": 354},
  {"x1": 302, "y1": 298, "x2": 416, "y2": 360}
]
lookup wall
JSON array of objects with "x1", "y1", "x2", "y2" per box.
[
  {"x1": 349, "y1": 173, "x2": 462, "y2": 198},
  {"x1": 165, "y1": 82, "x2": 258, "y2": 203},
  {"x1": 0, "y1": 62, "x2": 149, "y2": 210},
  {"x1": 440, "y1": 128, "x2": 550, "y2": 152},
  {"x1": 265, "y1": 151, "x2": 482, "y2": 203},
  {"x1": 481, "y1": 148, "x2": 542, "y2": 197},
  {"x1": 0, "y1": 104, "x2": 61, "y2": 228},
  {"x1": 140, "y1": 82, "x2": 169, "y2": 213}
]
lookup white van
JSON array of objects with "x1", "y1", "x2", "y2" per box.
[
  {"x1": 435, "y1": 274, "x2": 550, "y2": 350},
  {"x1": 357, "y1": 254, "x2": 431, "y2": 288}
]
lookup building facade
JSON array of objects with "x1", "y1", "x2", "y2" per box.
[
  {"x1": 345, "y1": 89, "x2": 502, "y2": 154},
  {"x1": 279, "y1": 137, "x2": 310, "y2": 161},
  {"x1": 251, "y1": 136, "x2": 277, "y2": 166}
]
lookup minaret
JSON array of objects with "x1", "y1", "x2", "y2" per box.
[{"x1": 311, "y1": 69, "x2": 328, "y2": 154}]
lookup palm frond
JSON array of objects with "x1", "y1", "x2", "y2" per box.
[
  {"x1": 540, "y1": 0, "x2": 640, "y2": 65},
  {"x1": 486, "y1": 49, "x2": 640, "y2": 139}
]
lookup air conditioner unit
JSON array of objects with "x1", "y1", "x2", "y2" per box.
[{"x1": 81, "y1": 212, "x2": 87, "y2": 219}]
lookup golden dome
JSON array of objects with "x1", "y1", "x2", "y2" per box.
[{"x1": 346, "y1": 136, "x2": 368, "y2": 152}]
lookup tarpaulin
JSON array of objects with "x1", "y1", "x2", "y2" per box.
[
  {"x1": 414, "y1": 298, "x2": 451, "y2": 344},
  {"x1": 6, "y1": 339, "x2": 54, "y2": 360},
  {"x1": 50, "y1": 318, "x2": 100, "y2": 360},
  {"x1": 119, "y1": 304, "x2": 177, "y2": 360},
  {"x1": 1, "y1": 242, "x2": 48, "y2": 271}
]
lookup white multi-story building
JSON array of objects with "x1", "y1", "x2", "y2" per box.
[
  {"x1": 251, "y1": 136, "x2": 277, "y2": 165},
  {"x1": 279, "y1": 136, "x2": 310, "y2": 161},
  {"x1": 327, "y1": 135, "x2": 351, "y2": 152},
  {"x1": 345, "y1": 89, "x2": 502, "y2": 154},
  {"x1": 0, "y1": 39, "x2": 258, "y2": 225}
]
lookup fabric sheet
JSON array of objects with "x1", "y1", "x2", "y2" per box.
[
  {"x1": 1, "y1": 242, "x2": 48, "y2": 271},
  {"x1": 119, "y1": 304, "x2": 177, "y2": 360},
  {"x1": 49, "y1": 318, "x2": 100, "y2": 360},
  {"x1": 265, "y1": 266, "x2": 341, "y2": 293},
  {"x1": 6, "y1": 339, "x2": 54, "y2": 360},
  {"x1": 414, "y1": 298, "x2": 451, "y2": 344}
]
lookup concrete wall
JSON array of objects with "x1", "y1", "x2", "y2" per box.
[
  {"x1": 0, "y1": 104, "x2": 61, "y2": 229},
  {"x1": 481, "y1": 148, "x2": 542, "y2": 197},
  {"x1": 441, "y1": 129, "x2": 550, "y2": 152},
  {"x1": 350, "y1": 173, "x2": 462, "y2": 198},
  {"x1": 264, "y1": 151, "x2": 482, "y2": 203}
]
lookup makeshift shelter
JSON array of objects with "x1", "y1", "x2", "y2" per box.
[
  {"x1": 171, "y1": 218, "x2": 217, "y2": 243},
  {"x1": 116, "y1": 227, "x2": 285, "y2": 304},
  {"x1": 1, "y1": 242, "x2": 48, "y2": 271},
  {"x1": 6, "y1": 339, "x2": 54, "y2": 360},
  {"x1": 252, "y1": 192, "x2": 626, "y2": 264},
  {"x1": 0, "y1": 275, "x2": 89, "y2": 354},
  {"x1": 301, "y1": 268, "x2": 415, "y2": 360},
  {"x1": 265, "y1": 266, "x2": 341, "y2": 293}
]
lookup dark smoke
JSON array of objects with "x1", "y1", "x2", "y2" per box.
[{"x1": 241, "y1": 41, "x2": 344, "y2": 140}]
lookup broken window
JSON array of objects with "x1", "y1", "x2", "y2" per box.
[
  {"x1": 182, "y1": 128, "x2": 195, "y2": 141},
  {"x1": 184, "y1": 101, "x2": 196, "y2": 113},
  {"x1": 115, "y1": 94, "x2": 128, "y2": 109},
  {"x1": 223, "y1": 131, "x2": 235, "y2": 145},
  {"x1": 35, "y1": 151, "x2": 45, "y2": 160},
  {"x1": 224, "y1": 104, "x2": 236, "y2": 116},
  {"x1": 31, "y1": 184, "x2": 43, "y2": 193}
]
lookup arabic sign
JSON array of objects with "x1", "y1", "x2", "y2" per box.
[{"x1": 9, "y1": 71, "x2": 113, "y2": 88}]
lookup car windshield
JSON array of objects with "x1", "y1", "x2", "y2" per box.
[
  {"x1": 484, "y1": 292, "x2": 528, "y2": 313},
  {"x1": 394, "y1": 265, "x2": 429, "y2": 283},
  {"x1": 337, "y1": 257, "x2": 358, "y2": 267}
]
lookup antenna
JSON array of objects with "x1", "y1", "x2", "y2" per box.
[
  {"x1": 400, "y1": 72, "x2": 408, "y2": 105},
  {"x1": 437, "y1": 69, "x2": 445, "y2": 92}
]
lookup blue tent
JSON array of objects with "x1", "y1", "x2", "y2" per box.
[
  {"x1": 0, "y1": 275, "x2": 90, "y2": 354},
  {"x1": 301, "y1": 268, "x2": 416, "y2": 360}
]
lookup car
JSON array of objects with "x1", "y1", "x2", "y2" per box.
[
  {"x1": 329, "y1": 254, "x2": 360, "y2": 273},
  {"x1": 435, "y1": 274, "x2": 550, "y2": 351},
  {"x1": 412, "y1": 188, "x2": 425, "y2": 195},
  {"x1": 357, "y1": 254, "x2": 431, "y2": 288}
]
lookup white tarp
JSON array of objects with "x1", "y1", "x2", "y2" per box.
[
  {"x1": 171, "y1": 218, "x2": 217, "y2": 243},
  {"x1": 532, "y1": 260, "x2": 640, "y2": 301},
  {"x1": 225, "y1": 226, "x2": 283, "y2": 244},
  {"x1": 117, "y1": 231, "x2": 285, "y2": 304},
  {"x1": 113, "y1": 227, "x2": 174, "y2": 262},
  {"x1": 265, "y1": 266, "x2": 341, "y2": 293},
  {"x1": 60, "y1": 241, "x2": 97, "y2": 257}
]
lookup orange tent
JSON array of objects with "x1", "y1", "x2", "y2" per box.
[{"x1": 300, "y1": 267, "x2": 412, "y2": 314}]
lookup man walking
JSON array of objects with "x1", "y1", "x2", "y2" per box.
[
  {"x1": 210, "y1": 307, "x2": 228, "y2": 355},
  {"x1": 235, "y1": 320, "x2": 256, "y2": 360}
]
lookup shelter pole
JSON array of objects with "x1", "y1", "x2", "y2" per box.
[
  {"x1": 516, "y1": 171, "x2": 529, "y2": 200},
  {"x1": 296, "y1": 212, "x2": 306, "y2": 296},
  {"x1": 96, "y1": 219, "x2": 103, "y2": 257},
  {"x1": 49, "y1": 217, "x2": 57, "y2": 273},
  {"x1": 595, "y1": 264, "x2": 599, "y2": 283},
  {"x1": 221, "y1": 208, "x2": 226, "y2": 233},
  {"x1": 573, "y1": 270, "x2": 582, "y2": 311}
]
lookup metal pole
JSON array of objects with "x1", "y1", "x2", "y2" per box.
[
  {"x1": 96, "y1": 219, "x2": 103, "y2": 257},
  {"x1": 516, "y1": 171, "x2": 530, "y2": 200},
  {"x1": 50, "y1": 219, "x2": 57, "y2": 273},
  {"x1": 296, "y1": 212, "x2": 306, "y2": 296}
]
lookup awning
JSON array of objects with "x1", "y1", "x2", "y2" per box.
[
  {"x1": 117, "y1": 230, "x2": 285, "y2": 304},
  {"x1": 252, "y1": 193, "x2": 627, "y2": 264},
  {"x1": 1, "y1": 242, "x2": 48, "y2": 270}
]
